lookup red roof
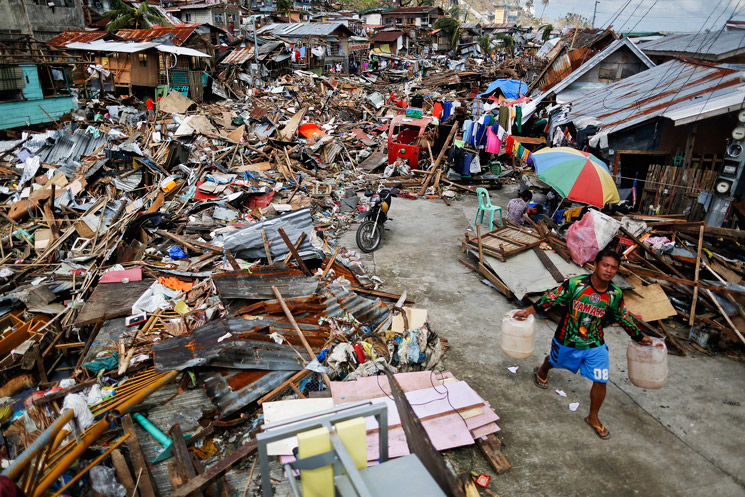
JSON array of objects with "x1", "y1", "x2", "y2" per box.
[
  {"x1": 116, "y1": 26, "x2": 199, "y2": 46},
  {"x1": 47, "y1": 30, "x2": 108, "y2": 47},
  {"x1": 370, "y1": 31, "x2": 405, "y2": 43}
]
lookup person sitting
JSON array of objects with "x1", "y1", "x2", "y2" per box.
[{"x1": 506, "y1": 190, "x2": 533, "y2": 225}]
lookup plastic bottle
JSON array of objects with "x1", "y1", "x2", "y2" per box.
[
  {"x1": 627, "y1": 337, "x2": 668, "y2": 389},
  {"x1": 501, "y1": 310, "x2": 535, "y2": 359}
]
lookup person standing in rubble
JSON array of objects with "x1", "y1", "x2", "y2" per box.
[{"x1": 513, "y1": 249, "x2": 653, "y2": 439}]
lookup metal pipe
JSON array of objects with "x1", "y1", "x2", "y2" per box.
[
  {"x1": 32, "y1": 416, "x2": 112, "y2": 496},
  {"x1": 2, "y1": 410, "x2": 74, "y2": 479},
  {"x1": 49, "y1": 434, "x2": 130, "y2": 497}
]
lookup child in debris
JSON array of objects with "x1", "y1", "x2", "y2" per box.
[
  {"x1": 506, "y1": 189, "x2": 532, "y2": 225},
  {"x1": 514, "y1": 248, "x2": 653, "y2": 439}
]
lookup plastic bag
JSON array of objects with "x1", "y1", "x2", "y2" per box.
[
  {"x1": 566, "y1": 210, "x2": 620, "y2": 266},
  {"x1": 62, "y1": 393, "x2": 94, "y2": 430},
  {"x1": 89, "y1": 466, "x2": 126, "y2": 497}
]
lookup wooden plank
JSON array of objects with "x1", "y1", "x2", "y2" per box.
[
  {"x1": 169, "y1": 439, "x2": 258, "y2": 497},
  {"x1": 350, "y1": 286, "x2": 415, "y2": 305},
  {"x1": 122, "y1": 414, "x2": 158, "y2": 497},
  {"x1": 278, "y1": 228, "x2": 312, "y2": 276},
  {"x1": 169, "y1": 424, "x2": 202, "y2": 497},
  {"x1": 111, "y1": 448, "x2": 140, "y2": 497},
  {"x1": 688, "y1": 225, "x2": 705, "y2": 326},
  {"x1": 475, "y1": 434, "x2": 511, "y2": 475},
  {"x1": 532, "y1": 246, "x2": 563, "y2": 283},
  {"x1": 385, "y1": 370, "x2": 465, "y2": 497},
  {"x1": 260, "y1": 229, "x2": 273, "y2": 264},
  {"x1": 704, "y1": 289, "x2": 745, "y2": 347}
]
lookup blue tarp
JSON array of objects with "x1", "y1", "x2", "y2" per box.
[{"x1": 478, "y1": 79, "x2": 528, "y2": 100}]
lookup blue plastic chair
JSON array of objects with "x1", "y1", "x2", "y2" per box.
[{"x1": 474, "y1": 187, "x2": 503, "y2": 231}]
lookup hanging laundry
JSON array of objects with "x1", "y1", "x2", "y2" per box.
[
  {"x1": 515, "y1": 106, "x2": 522, "y2": 133},
  {"x1": 432, "y1": 101, "x2": 443, "y2": 119},
  {"x1": 442, "y1": 101, "x2": 453, "y2": 122},
  {"x1": 486, "y1": 127, "x2": 501, "y2": 154}
]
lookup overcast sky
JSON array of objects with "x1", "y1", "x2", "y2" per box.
[{"x1": 536, "y1": 0, "x2": 744, "y2": 33}]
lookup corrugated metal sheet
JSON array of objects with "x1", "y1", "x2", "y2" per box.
[
  {"x1": 203, "y1": 369, "x2": 294, "y2": 415},
  {"x1": 566, "y1": 59, "x2": 745, "y2": 135},
  {"x1": 152, "y1": 315, "x2": 327, "y2": 371},
  {"x1": 538, "y1": 48, "x2": 595, "y2": 91},
  {"x1": 370, "y1": 31, "x2": 405, "y2": 43},
  {"x1": 116, "y1": 26, "x2": 198, "y2": 46},
  {"x1": 543, "y1": 38, "x2": 655, "y2": 97},
  {"x1": 46, "y1": 30, "x2": 107, "y2": 48},
  {"x1": 213, "y1": 267, "x2": 319, "y2": 300},
  {"x1": 156, "y1": 45, "x2": 209, "y2": 57},
  {"x1": 319, "y1": 281, "x2": 389, "y2": 329},
  {"x1": 33, "y1": 129, "x2": 108, "y2": 166},
  {"x1": 257, "y1": 22, "x2": 352, "y2": 38},
  {"x1": 222, "y1": 47, "x2": 255, "y2": 64},
  {"x1": 639, "y1": 31, "x2": 745, "y2": 61},
  {"x1": 222, "y1": 207, "x2": 323, "y2": 261},
  {"x1": 66, "y1": 41, "x2": 156, "y2": 53}
]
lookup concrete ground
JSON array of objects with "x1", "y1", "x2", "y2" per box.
[{"x1": 338, "y1": 184, "x2": 745, "y2": 497}]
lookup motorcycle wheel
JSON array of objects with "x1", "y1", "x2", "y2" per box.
[{"x1": 356, "y1": 220, "x2": 382, "y2": 253}]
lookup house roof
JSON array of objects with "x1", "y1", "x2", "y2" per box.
[
  {"x1": 116, "y1": 26, "x2": 200, "y2": 46},
  {"x1": 167, "y1": 2, "x2": 241, "y2": 10},
  {"x1": 383, "y1": 6, "x2": 440, "y2": 14},
  {"x1": 545, "y1": 38, "x2": 655, "y2": 97},
  {"x1": 369, "y1": 31, "x2": 405, "y2": 43},
  {"x1": 565, "y1": 59, "x2": 745, "y2": 135},
  {"x1": 638, "y1": 31, "x2": 745, "y2": 61},
  {"x1": 220, "y1": 40, "x2": 283, "y2": 64},
  {"x1": 256, "y1": 22, "x2": 354, "y2": 38},
  {"x1": 47, "y1": 30, "x2": 108, "y2": 47},
  {"x1": 65, "y1": 40, "x2": 209, "y2": 57}
]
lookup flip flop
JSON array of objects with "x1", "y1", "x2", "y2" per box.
[
  {"x1": 585, "y1": 417, "x2": 611, "y2": 440},
  {"x1": 533, "y1": 367, "x2": 548, "y2": 389}
]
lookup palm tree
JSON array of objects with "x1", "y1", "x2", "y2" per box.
[
  {"x1": 495, "y1": 32, "x2": 514, "y2": 57},
  {"x1": 539, "y1": 23, "x2": 553, "y2": 41},
  {"x1": 477, "y1": 35, "x2": 490, "y2": 55},
  {"x1": 277, "y1": 0, "x2": 292, "y2": 17},
  {"x1": 104, "y1": 0, "x2": 170, "y2": 32},
  {"x1": 434, "y1": 16, "x2": 461, "y2": 50}
]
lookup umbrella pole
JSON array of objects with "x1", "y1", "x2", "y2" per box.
[{"x1": 551, "y1": 195, "x2": 564, "y2": 220}]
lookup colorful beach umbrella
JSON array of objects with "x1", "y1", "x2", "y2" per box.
[{"x1": 532, "y1": 147, "x2": 619, "y2": 208}]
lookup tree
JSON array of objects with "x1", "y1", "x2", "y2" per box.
[
  {"x1": 539, "y1": 23, "x2": 553, "y2": 41},
  {"x1": 555, "y1": 12, "x2": 590, "y2": 30},
  {"x1": 104, "y1": 0, "x2": 169, "y2": 32},
  {"x1": 277, "y1": 0, "x2": 292, "y2": 16},
  {"x1": 495, "y1": 32, "x2": 514, "y2": 57},
  {"x1": 477, "y1": 35, "x2": 491, "y2": 56},
  {"x1": 434, "y1": 15, "x2": 461, "y2": 49}
]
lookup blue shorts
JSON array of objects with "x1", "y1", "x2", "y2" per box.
[{"x1": 549, "y1": 338, "x2": 610, "y2": 383}]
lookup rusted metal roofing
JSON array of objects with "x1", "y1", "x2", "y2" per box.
[
  {"x1": 319, "y1": 281, "x2": 390, "y2": 329},
  {"x1": 221, "y1": 47, "x2": 255, "y2": 64},
  {"x1": 543, "y1": 38, "x2": 655, "y2": 97},
  {"x1": 370, "y1": 31, "x2": 406, "y2": 43},
  {"x1": 152, "y1": 315, "x2": 327, "y2": 371},
  {"x1": 203, "y1": 368, "x2": 294, "y2": 415},
  {"x1": 46, "y1": 30, "x2": 107, "y2": 47},
  {"x1": 537, "y1": 48, "x2": 595, "y2": 91},
  {"x1": 566, "y1": 59, "x2": 745, "y2": 135},
  {"x1": 116, "y1": 26, "x2": 199, "y2": 46},
  {"x1": 639, "y1": 31, "x2": 745, "y2": 61},
  {"x1": 212, "y1": 267, "x2": 319, "y2": 300}
]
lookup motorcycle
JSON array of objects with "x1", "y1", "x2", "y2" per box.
[{"x1": 355, "y1": 182, "x2": 402, "y2": 253}]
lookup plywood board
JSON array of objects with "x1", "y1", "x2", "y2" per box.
[
  {"x1": 330, "y1": 371, "x2": 454, "y2": 405},
  {"x1": 484, "y1": 249, "x2": 589, "y2": 300},
  {"x1": 624, "y1": 283, "x2": 677, "y2": 322},
  {"x1": 391, "y1": 308, "x2": 428, "y2": 333},
  {"x1": 74, "y1": 279, "x2": 154, "y2": 326}
]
